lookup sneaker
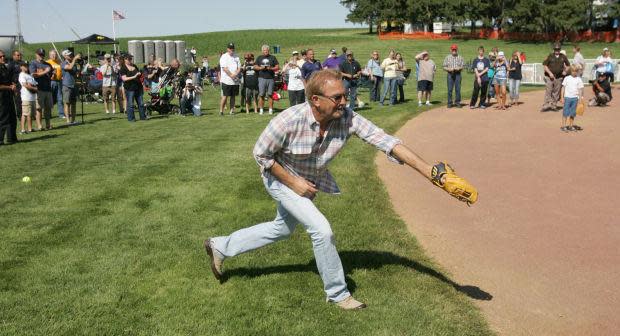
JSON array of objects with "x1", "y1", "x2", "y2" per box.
[
  {"x1": 204, "y1": 239, "x2": 224, "y2": 282},
  {"x1": 259, "y1": 109, "x2": 264, "y2": 115},
  {"x1": 334, "y1": 296, "x2": 367, "y2": 310},
  {"x1": 418, "y1": 102, "x2": 423, "y2": 107},
  {"x1": 269, "y1": 109, "x2": 273, "y2": 115},
  {"x1": 20, "y1": 130, "x2": 27, "y2": 135},
  {"x1": 106, "y1": 111, "x2": 110, "y2": 114},
  {"x1": 479, "y1": 105, "x2": 487, "y2": 109},
  {"x1": 572, "y1": 125, "x2": 583, "y2": 131},
  {"x1": 447, "y1": 104, "x2": 453, "y2": 108},
  {"x1": 219, "y1": 111, "x2": 223, "y2": 116},
  {"x1": 425, "y1": 101, "x2": 431, "y2": 106},
  {"x1": 469, "y1": 105, "x2": 476, "y2": 109},
  {"x1": 567, "y1": 126, "x2": 576, "y2": 131},
  {"x1": 560, "y1": 126, "x2": 569, "y2": 132}
]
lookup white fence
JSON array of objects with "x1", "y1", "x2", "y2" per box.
[{"x1": 521, "y1": 59, "x2": 619, "y2": 85}]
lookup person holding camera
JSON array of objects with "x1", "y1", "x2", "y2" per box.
[
  {"x1": 339, "y1": 50, "x2": 361, "y2": 111},
  {"x1": 61, "y1": 49, "x2": 80, "y2": 125},
  {"x1": 119, "y1": 54, "x2": 146, "y2": 122},
  {"x1": 254, "y1": 45, "x2": 279, "y2": 115},
  {"x1": 180, "y1": 78, "x2": 202, "y2": 116},
  {"x1": 282, "y1": 52, "x2": 305, "y2": 107},
  {"x1": 99, "y1": 54, "x2": 117, "y2": 114}
]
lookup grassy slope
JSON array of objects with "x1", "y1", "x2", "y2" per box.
[{"x1": 3, "y1": 29, "x2": 610, "y2": 335}]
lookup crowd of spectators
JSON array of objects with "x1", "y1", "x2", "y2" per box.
[{"x1": 0, "y1": 43, "x2": 616, "y2": 145}]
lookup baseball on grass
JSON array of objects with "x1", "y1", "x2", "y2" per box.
[{"x1": 22, "y1": 176, "x2": 31, "y2": 183}]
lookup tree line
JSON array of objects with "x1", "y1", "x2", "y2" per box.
[{"x1": 340, "y1": 0, "x2": 620, "y2": 34}]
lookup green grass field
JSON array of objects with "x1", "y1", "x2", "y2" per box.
[{"x1": 2, "y1": 29, "x2": 612, "y2": 335}]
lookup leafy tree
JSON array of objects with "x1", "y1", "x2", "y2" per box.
[{"x1": 340, "y1": 0, "x2": 381, "y2": 33}]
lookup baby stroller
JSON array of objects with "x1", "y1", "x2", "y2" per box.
[{"x1": 144, "y1": 68, "x2": 180, "y2": 115}]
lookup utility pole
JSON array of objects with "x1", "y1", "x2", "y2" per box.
[{"x1": 15, "y1": 0, "x2": 23, "y2": 52}]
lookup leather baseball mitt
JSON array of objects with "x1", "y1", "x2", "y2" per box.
[{"x1": 431, "y1": 162, "x2": 478, "y2": 205}]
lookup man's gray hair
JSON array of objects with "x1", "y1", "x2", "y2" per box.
[{"x1": 261, "y1": 44, "x2": 269, "y2": 51}]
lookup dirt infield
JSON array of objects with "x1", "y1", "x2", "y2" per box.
[{"x1": 377, "y1": 89, "x2": 619, "y2": 335}]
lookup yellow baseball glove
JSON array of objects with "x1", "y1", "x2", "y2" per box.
[{"x1": 431, "y1": 162, "x2": 478, "y2": 205}]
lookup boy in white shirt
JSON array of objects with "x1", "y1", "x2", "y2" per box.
[
  {"x1": 560, "y1": 65, "x2": 584, "y2": 132},
  {"x1": 18, "y1": 63, "x2": 38, "y2": 134}
]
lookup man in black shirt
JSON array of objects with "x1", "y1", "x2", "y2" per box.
[
  {"x1": 590, "y1": 72, "x2": 612, "y2": 106},
  {"x1": 242, "y1": 53, "x2": 259, "y2": 113},
  {"x1": 338, "y1": 51, "x2": 361, "y2": 111},
  {"x1": 254, "y1": 45, "x2": 279, "y2": 114},
  {"x1": 0, "y1": 50, "x2": 18, "y2": 145},
  {"x1": 8, "y1": 50, "x2": 25, "y2": 119}
]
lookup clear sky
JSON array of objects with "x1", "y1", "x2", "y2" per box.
[{"x1": 0, "y1": 0, "x2": 363, "y2": 43}]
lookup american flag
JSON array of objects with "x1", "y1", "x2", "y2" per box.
[{"x1": 112, "y1": 10, "x2": 126, "y2": 20}]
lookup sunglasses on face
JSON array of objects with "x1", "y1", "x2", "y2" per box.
[{"x1": 318, "y1": 94, "x2": 347, "y2": 104}]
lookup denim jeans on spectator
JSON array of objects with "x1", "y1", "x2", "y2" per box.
[
  {"x1": 343, "y1": 80, "x2": 357, "y2": 110},
  {"x1": 509, "y1": 79, "x2": 521, "y2": 100},
  {"x1": 447, "y1": 73, "x2": 461, "y2": 105},
  {"x1": 380, "y1": 77, "x2": 397, "y2": 105},
  {"x1": 51, "y1": 81, "x2": 64, "y2": 118},
  {"x1": 125, "y1": 89, "x2": 146, "y2": 121},
  {"x1": 211, "y1": 173, "x2": 351, "y2": 303},
  {"x1": 370, "y1": 76, "x2": 382, "y2": 101}
]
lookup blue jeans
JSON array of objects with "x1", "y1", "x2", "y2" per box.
[
  {"x1": 563, "y1": 97, "x2": 578, "y2": 118},
  {"x1": 211, "y1": 173, "x2": 350, "y2": 303},
  {"x1": 370, "y1": 76, "x2": 382, "y2": 101},
  {"x1": 343, "y1": 80, "x2": 357, "y2": 110},
  {"x1": 509, "y1": 79, "x2": 521, "y2": 100},
  {"x1": 51, "y1": 80, "x2": 64, "y2": 117},
  {"x1": 125, "y1": 89, "x2": 146, "y2": 121},
  {"x1": 380, "y1": 77, "x2": 397, "y2": 105},
  {"x1": 447, "y1": 73, "x2": 461, "y2": 105}
]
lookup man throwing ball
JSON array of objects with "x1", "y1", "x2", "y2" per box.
[{"x1": 204, "y1": 70, "x2": 477, "y2": 310}]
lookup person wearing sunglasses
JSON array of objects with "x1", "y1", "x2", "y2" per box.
[
  {"x1": 204, "y1": 69, "x2": 477, "y2": 311},
  {"x1": 0, "y1": 50, "x2": 19, "y2": 145}
]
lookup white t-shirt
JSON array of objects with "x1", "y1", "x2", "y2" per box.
[
  {"x1": 18, "y1": 72, "x2": 37, "y2": 102},
  {"x1": 287, "y1": 66, "x2": 304, "y2": 91},
  {"x1": 219, "y1": 52, "x2": 240, "y2": 85},
  {"x1": 99, "y1": 64, "x2": 117, "y2": 87},
  {"x1": 562, "y1": 75, "x2": 584, "y2": 98},
  {"x1": 595, "y1": 55, "x2": 614, "y2": 73}
]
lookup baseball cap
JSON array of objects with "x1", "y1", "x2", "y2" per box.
[
  {"x1": 498, "y1": 51, "x2": 505, "y2": 57},
  {"x1": 35, "y1": 48, "x2": 45, "y2": 56},
  {"x1": 330, "y1": 49, "x2": 337, "y2": 54},
  {"x1": 603, "y1": 47, "x2": 609, "y2": 51},
  {"x1": 104, "y1": 53, "x2": 111, "y2": 59},
  {"x1": 61, "y1": 49, "x2": 72, "y2": 57},
  {"x1": 450, "y1": 44, "x2": 458, "y2": 50},
  {"x1": 345, "y1": 50, "x2": 353, "y2": 55},
  {"x1": 292, "y1": 50, "x2": 299, "y2": 55},
  {"x1": 227, "y1": 42, "x2": 235, "y2": 49},
  {"x1": 553, "y1": 42, "x2": 561, "y2": 50},
  {"x1": 185, "y1": 78, "x2": 193, "y2": 85}
]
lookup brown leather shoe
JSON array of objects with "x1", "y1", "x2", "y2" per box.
[
  {"x1": 204, "y1": 238, "x2": 224, "y2": 281},
  {"x1": 335, "y1": 296, "x2": 367, "y2": 310}
]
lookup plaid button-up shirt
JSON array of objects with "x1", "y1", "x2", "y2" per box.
[
  {"x1": 442, "y1": 54, "x2": 465, "y2": 70},
  {"x1": 253, "y1": 102, "x2": 402, "y2": 194}
]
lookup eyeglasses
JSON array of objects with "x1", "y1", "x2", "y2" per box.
[
  {"x1": 318, "y1": 94, "x2": 347, "y2": 104},
  {"x1": 0, "y1": 55, "x2": 5, "y2": 58}
]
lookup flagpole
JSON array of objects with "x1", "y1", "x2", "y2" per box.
[{"x1": 112, "y1": 10, "x2": 117, "y2": 54}]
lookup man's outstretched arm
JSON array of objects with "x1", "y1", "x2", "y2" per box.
[{"x1": 390, "y1": 144, "x2": 433, "y2": 180}]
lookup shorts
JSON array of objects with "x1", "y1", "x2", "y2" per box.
[
  {"x1": 417, "y1": 80, "x2": 433, "y2": 92},
  {"x1": 258, "y1": 78, "x2": 275, "y2": 97},
  {"x1": 492, "y1": 78, "x2": 507, "y2": 86},
  {"x1": 102, "y1": 86, "x2": 117, "y2": 100},
  {"x1": 21, "y1": 101, "x2": 36, "y2": 117},
  {"x1": 62, "y1": 86, "x2": 78, "y2": 103},
  {"x1": 245, "y1": 87, "x2": 259, "y2": 101},
  {"x1": 221, "y1": 83, "x2": 239, "y2": 97},
  {"x1": 563, "y1": 97, "x2": 578, "y2": 118},
  {"x1": 36, "y1": 91, "x2": 53, "y2": 111}
]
